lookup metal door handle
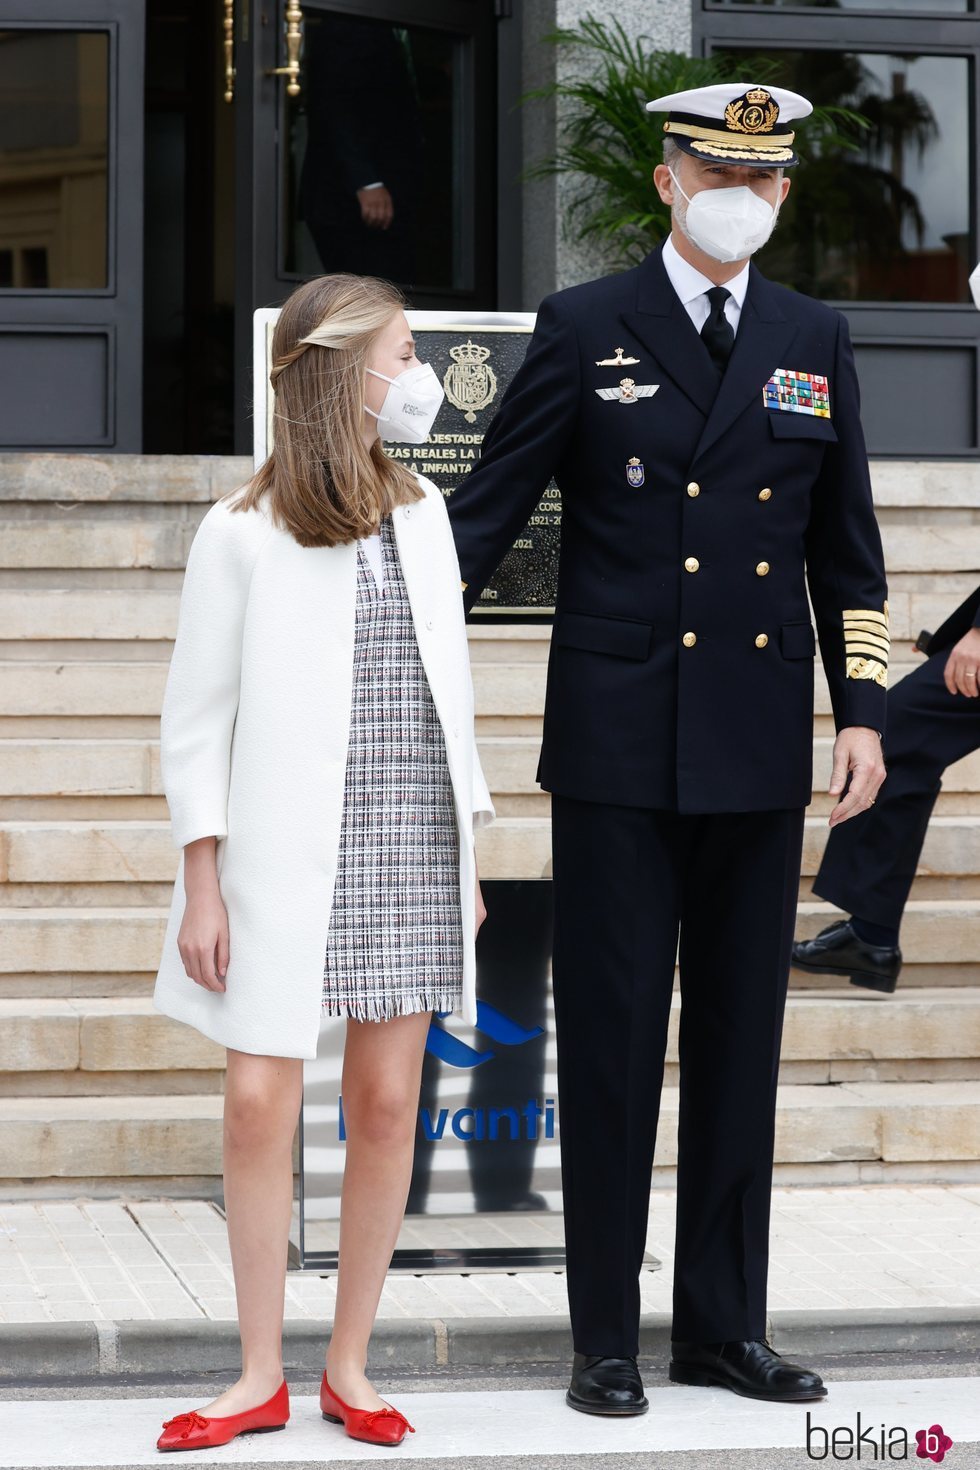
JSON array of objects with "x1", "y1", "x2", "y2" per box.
[
  {"x1": 266, "y1": 1, "x2": 303, "y2": 97},
  {"x1": 223, "y1": 0, "x2": 235, "y2": 102}
]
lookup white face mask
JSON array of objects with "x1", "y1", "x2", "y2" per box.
[
  {"x1": 364, "y1": 362, "x2": 444, "y2": 443},
  {"x1": 669, "y1": 167, "x2": 780, "y2": 264}
]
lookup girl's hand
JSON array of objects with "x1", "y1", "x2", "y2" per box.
[
  {"x1": 475, "y1": 876, "x2": 487, "y2": 936},
  {"x1": 178, "y1": 838, "x2": 230, "y2": 991}
]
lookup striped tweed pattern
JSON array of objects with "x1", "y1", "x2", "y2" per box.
[
  {"x1": 322, "y1": 513, "x2": 463, "y2": 1021},
  {"x1": 843, "y1": 601, "x2": 890, "y2": 687}
]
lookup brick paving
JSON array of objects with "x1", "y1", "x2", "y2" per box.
[{"x1": 2, "y1": 1186, "x2": 980, "y2": 1325}]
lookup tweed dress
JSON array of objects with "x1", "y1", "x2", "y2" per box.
[{"x1": 322, "y1": 513, "x2": 463, "y2": 1021}]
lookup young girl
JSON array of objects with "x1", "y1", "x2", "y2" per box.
[{"x1": 152, "y1": 274, "x2": 493, "y2": 1450}]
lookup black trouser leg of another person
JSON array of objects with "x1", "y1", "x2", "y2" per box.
[
  {"x1": 813, "y1": 651, "x2": 980, "y2": 931},
  {"x1": 550, "y1": 795, "x2": 805, "y2": 1356}
]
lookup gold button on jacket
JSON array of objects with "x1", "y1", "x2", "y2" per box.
[
  {"x1": 755, "y1": 633, "x2": 769, "y2": 648},
  {"x1": 758, "y1": 487, "x2": 772, "y2": 501},
  {"x1": 682, "y1": 631, "x2": 697, "y2": 648},
  {"x1": 684, "y1": 557, "x2": 700, "y2": 573},
  {"x1": 686, "y1": 481, "x2": 700, "y2": 497},
  {"x1": 756, "y1": 561, "x2": 770, "y2": 576}
]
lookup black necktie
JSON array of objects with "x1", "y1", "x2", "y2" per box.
[{"x1": 700, "y1": 286, "x2": 735, "y2": 374}]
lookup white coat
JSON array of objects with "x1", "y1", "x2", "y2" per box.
[{"x1": 152, "y1": 472, "x2": 495, "y2": 1061}]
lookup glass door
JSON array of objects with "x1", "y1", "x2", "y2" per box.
[{"x1": 234, "y1": 0, "x2": 498, "y2": 451}]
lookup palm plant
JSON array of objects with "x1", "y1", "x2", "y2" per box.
[{"x1": 523, "y1": 16, "x2": 867, "y2": 273}]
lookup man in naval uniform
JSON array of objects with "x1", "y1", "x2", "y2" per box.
[
  {"x1": 447, "y1": 83, "x2": 888, "y2": 1415},
  {"x1": 794, "y1": 586, "x2": 980, "y2": 993}
]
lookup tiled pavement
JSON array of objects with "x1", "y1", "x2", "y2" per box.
[{"x1": 2, "y1": 1185, "x2": 980, "y2": 1326}]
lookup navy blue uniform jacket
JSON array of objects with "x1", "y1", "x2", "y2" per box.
[{"x1": 447, "y1": 242, "x2": 889, "y2": 814}]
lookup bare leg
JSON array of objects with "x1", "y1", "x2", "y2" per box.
[
  {"x1": 200, "y1": 1050, "x2": 304, "y2": 1416},
  {"x1": 325, "y1": 1009, "x2": 431, "y2": 1410}
]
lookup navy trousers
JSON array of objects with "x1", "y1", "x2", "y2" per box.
[
  {"x1": 550, "y1": 794, "x2": 806, "y2": 1355},
  {"x1": 813, "y1": 649, "x2": 980, "y2": 930}
]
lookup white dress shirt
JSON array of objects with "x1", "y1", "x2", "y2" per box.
[{"x1": 662, "y1": 234, "x2": 749, "y2": 337}]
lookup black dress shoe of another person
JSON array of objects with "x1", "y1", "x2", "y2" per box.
[
  {"x1": 669, "y1": 1338, "x2": 827, "y2": 1402},
  {"x1": 792, "y1": 919, "x2": 901, "y2": 994},
  {"x1": 566, "y1": 1354, "x2": 649, "y2": 1416}
]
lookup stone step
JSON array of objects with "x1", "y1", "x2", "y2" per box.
[
  {"x1": 0, "y1": 899, "x2": 976, "y2": 982},
  {"x1": 0, "y1": 657, "x2": 933, "y2": 720},
  {"x1": 0, "y1": 742, "x2": 162, "y2": 798},
  {"x1": 4, "y1": 814, "x2": 980, "y2": 888},
  {"x1": 3, "y1": 1079, "x2": 979, "y2": 1183},
  {"x1": 0, "y1": 521, "x2": 196, "y2": 571},
  {"x1": 0, "y1": 519, "x2": 975, "y2": 571},
  {"x1": 0, "y1": 655, "x2": 956, "y2": 731},
  {"x1": 0, "y1": 909, "x2": 167, "y2": 974},
  {"x1": 0, "y1": 590, "x2": 179, "y2": 641},
  {"x1": 0, "y1": 450, "x2": 974, "y2": 505},
  {"x1": 3, "y1": 726, "x2": 979, "y2": 803},
  {"x1": 1, "y1": 989, "x2": 976, "y2": 1086},
  {"x1": 0, "y1": 663, "x2": 166, "y2": 717},
  {"x1": 0, "y1": 582, "x2": 975, "y2": 646},
  {"x1": 0, "y1": 451, "x2": 250, "y2": 503}
]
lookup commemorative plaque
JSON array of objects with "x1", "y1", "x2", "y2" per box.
[{"x1": 253, "y1": 308, "x2": 559, "y2": 619}]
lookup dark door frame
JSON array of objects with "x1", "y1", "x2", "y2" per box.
[{"x1": 0, "y1": 0, "x2": 144, "y2": 450}]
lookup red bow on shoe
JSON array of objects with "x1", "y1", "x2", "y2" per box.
[
  {"x1": 160, "y1": 1411, "x2": 210, "y2": 1437},
  {"x1": 364, "y1": 1407, "x2": 415, "y2": 1434}
]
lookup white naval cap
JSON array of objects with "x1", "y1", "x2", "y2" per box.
[{"x1": 645, "y1": 83, "x2": 813, "y2": 167}]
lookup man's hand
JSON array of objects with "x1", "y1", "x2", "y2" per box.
[
  {"x1": 944, "y1": 626, "x2": 980, "y2": 697},
  {"x1": 357, "y1": 185, "x2": 394, "y2": 229},
  {"x1": 828, "y1": 726, "x2": 886, "y2": 827}
]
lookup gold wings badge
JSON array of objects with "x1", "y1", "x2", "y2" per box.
[
  {"x1": 595, "y1": 346, "x2": 640, "y2": 366},
  {"x1": 595, "y1": 377, "x2": 659, "y2": 405}
]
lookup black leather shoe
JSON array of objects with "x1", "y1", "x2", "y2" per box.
[
  {"x1": 669, "y1": 1338, "x2": 827, "y2": 1402},
  {"x1": 792, "y1": 919, "x2": 901, "y2": 993},
  {"x1": 566, "y1": 1353, "x2": 649, "y2": 1416}
]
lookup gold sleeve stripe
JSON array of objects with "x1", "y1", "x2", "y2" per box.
[
  {"x1": 847, "y1": 643, "x2": 890, "y2": 663},
  {"x1": 846, "y1": 623, "x2": 893, "y2": 640},
  {"x1": 845, "y1": 631, "x2": 890, "y2": 653},
  {"x1": 843, "y1": 608, "x2": 889, "y2": 627},
  {"x1": 847, "y1": 656, "x2": 888, "y2": 686},
  {"x1": 843, "y1": 603, "x2": 889, "y2": 685}
]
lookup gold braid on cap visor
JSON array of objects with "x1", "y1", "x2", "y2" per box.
[
  {"x1": 843, "y1": 603, "x2": 890, "y2": 686},
  {"x1": 664, "y1": 120, "x2": 796, "y2": 163}
]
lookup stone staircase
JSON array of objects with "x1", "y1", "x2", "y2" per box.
[{"x1": 1, "y1": 454, "x2": 979, "y2": 1194}]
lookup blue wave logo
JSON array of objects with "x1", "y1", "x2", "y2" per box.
[{"x1": 424, "y1": 1000, "x2": 544, "y2": 1069}]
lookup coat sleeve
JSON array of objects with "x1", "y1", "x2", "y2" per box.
[
  {"x1": 447, "y1": 292, "x2": 581, "y2": 615},
  {"x1": 160, "y1": 501, "x2": 268, "y2": 850},
  {"x1": 804, "y1": 312, "x2": 889, "y2": 739}
]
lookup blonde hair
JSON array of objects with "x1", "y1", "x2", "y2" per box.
[{"x1": 229, "y1": 273, "x2": 424, "y2": 546}]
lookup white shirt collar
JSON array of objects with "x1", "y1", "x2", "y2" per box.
[{"x1": 662, "y1": 233, "x2": 750, "y2": 312}]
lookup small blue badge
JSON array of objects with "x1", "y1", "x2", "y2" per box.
[{"x1": 626, "y1": 456, "x2": 645, "y2": 487}]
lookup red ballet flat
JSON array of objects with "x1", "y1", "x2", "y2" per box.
[
  {"x1": 320, "y1": 1372, "x2": 416, "y2": 1446},
  {"x1": 156, "y1": 1380, "x2": 289, "y2": 1451}
]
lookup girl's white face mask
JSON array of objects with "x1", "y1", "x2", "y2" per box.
[
  {"x1": 364, "y1": 362, "x2": 444, "y2": 444},
  {"x1": 669, "y1": 167, "x2": 780, "y2": 264}
]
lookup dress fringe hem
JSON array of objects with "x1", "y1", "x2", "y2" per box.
[{"x1": 321, "y1": 988, "x2": 462, "y2": 1023}]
